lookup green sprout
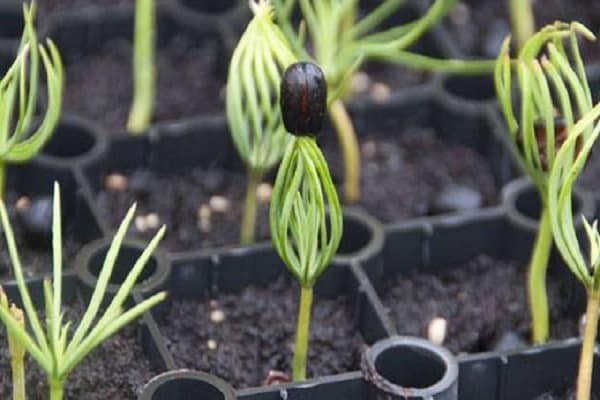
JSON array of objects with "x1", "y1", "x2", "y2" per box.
[
  {"x1": 0, "y1": 183, "x2": 166, "y2": 400},
  {"x1": 271, "y1": 62, "x2": 342, "y2": 381},
  {"x1": 495, "y1": 22, "x2": 596, "y2": 344},
  {"x1": 127, "y1": 0, "x2": 156, "y2": 134},
  {"x1": 547, "y1": 89, "x2": 600, "y2": 400},
  {"x1": 0, "y1": 289, "x2": 26, "y2": 400},
  {"x1": 509, "y1": 0, "x2": 535, "y2": 51},
  {"x1": 226, "y1": 0, "x2": 297, "y2": 245},
  {"x1": 0, "y1": 2, "x2": 63, "y2": 199},
  {"x1": 272, "y1": 0, "x2": 495, "y2": 203}
]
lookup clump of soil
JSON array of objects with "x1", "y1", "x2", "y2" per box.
[
  {"x1": 160, "y1": 277, "x2": 362, "y2": 389},
  {"x1": 64, "y1": 36, "x2": 224, "y2": 133},
  {"x1": 0, "y1": 301, "x2": 156, "y2": 399},
  {"x1": 323, "y1": 129, "x2": 498, "y2": 224},
  {"x1": 0, "y1": 190, "x2": 82, "y2": 279},
  {"x1": 381, "y1": 254, "x2": 579, "y2": 354}
]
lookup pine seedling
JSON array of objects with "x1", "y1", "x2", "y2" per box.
[
  {"x1": 270, "y1": 61, "x2": 342, "y2": 381},
  {"x1": 0, "y1": 288, "x2": 25, "y2": 400},
  {"x1": 226, "y1": 0, "x2": 296, "y2": 244},
  {"x1": 0, "y1": 2, "x2": 63, "y2": 199},
  {"x1": 127, "y1": 0, "x2": 155, "y2": 134},
  {"x1": 0, "y1": 183, "x2": 166, "y2": 399},
  {"x1": 495, "y1": 22, "x2": 596, "y2": 344},
  {"x1": 547, "y1": 83, "x2": 600, "y2": 400}
]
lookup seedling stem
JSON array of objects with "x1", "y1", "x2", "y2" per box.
[{"x1": 292, "y1": 286, "x2": 313, "y2": 381}]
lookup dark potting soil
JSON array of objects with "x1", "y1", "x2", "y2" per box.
[
  {"x1": 63, "y1": 36, "x2": 224, "y2": 133},
  {"x1": 445, "y1": 0, "x2": 600, "y2": 59},
  {"x1": 39, "y1": 0, "x2": 133, "y2": 15},
  {"x1": 161, "y1": 277, "x2": 362, "y2": 389},
  {"x1": 96, "y1": 128, "x2": 496, "y2": 252},
  {"x1": 0, "y1": 301, "x2": 155, "y2": 399},
  {"x1": 579, "y1": 150, "x2": 600, "y2": 195},
  {"x1": 381, "y1": 254, "x2": 579, "y2": 355},
  {"x1": 322, "y1": 128, "x2": 498, "y2": 224},
  {"x1": 0, "y1": 191, "x2": 81, "y2": 280},
  {"x1": 358, "y1": 63, "x2": 430, "y2": 94},
  {"x1": 97, "y1": 167, "x2": 271, "y2": 252},
  {"x1": 535, "y1": 388, "x2": 600, "y2": 400}
]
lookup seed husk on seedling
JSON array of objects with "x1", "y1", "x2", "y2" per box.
[{"x1": 270, "y1": 61, "x2": 342, "y2": 381}]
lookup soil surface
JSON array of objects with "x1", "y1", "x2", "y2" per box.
[
  {"x1": 160, "y1": 277, "x2": 362, "y2": 389},
  {"x1": 445, "y1": 0, "x2": 600, "y2": 59},
  {"x1": 381, "y1": 254, "x2": 579, "y2": 354},
  {"x1": 0, "y1": 190, "x2": 82, "y2": 280},
  {"x1": 64, "y1": 36, "x2": 224, "y2": 133},
  {"x1": 96, "y1": 128, "x2": 497, "y2": 252},
  {"x1": 579, "y1": 150, "x2": 600, "y2": 195},
  {"x1": 39, "y1": 0, "x2": 133, "y2": 15},
  {"x1": 0, "y1": 301, "x2": 156, "y2": 399},
  {"x1": 323, "y1": 128, "x2": 498, "y2": 224},
  {"x1": 353, "y1": 63, "x2": 431, "y2": 100},
  {"x1": 535, "y1": 388, "x2": 600, "y2": 400},
  {"x1": 97, "y1": 167, "x2": 271, "y2": 252}
]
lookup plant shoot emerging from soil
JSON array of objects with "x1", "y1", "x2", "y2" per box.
[
  {"x1": 226, "y1": 0, "x2": 296, "y2": 244},
  {"x1": 0, "y1": 289, "x2": 25, "y2": 400},
  {"x1": 272, "y1": 0, "x2": 496, "y2": 203},
  {"x1": 0, "y1": 2, "x2": 63, "y2": 199},
  {"x1": 270, "y1": 62, "x2": 342, "y2": 381},
  {"x1": 547, "y1": 85, "x2": 600, "y2": 400},
  {"x1": 509, "y1": 0, "x2": 535, "y2": 51},
  {"x1": 0, "y1": 183, "x2": 166, "y2": 400},
  {"x1": 127, "y1": 0, "x2": 155, "y2": 134},
  {"x1": 495, "y1": 22, "x2": 596, "y2": 344}
]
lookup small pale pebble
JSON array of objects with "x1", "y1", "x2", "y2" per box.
[
  {"x1": 104, "y1": 173, "x2": 128, "y2": 192},
  {"x1": 135, "y1": 215, "x2": 148, "y2": 233},
  {"x1": 210, "y1": 309, "x2": 226, "y2": 323},
  {"x1": 370, "y1": 82, "x2": 391, "y2": 103},
  {"x1": 210, "y1": 195, "x2": 230, "y2": 213},
  {"x1": 197, "y1": 205, "x2": 212, "y2": 232},
  {"x1": 145, "y1": 213, "x2": 160, "y2": 230},
  {"x1": 256, "y1": 183, "x2": 272, "y2": 203},
  {"x1": 361, "y1": 141, "x2": 377, "y2": 159},
  {"x1": 15, "y1": 196, "x2": 31, "y2": 211},
  {"x1": 427, "y1": 317, "x2": 448, "y2": 346},
  {"x1": 197, "y1": 205, "x2": 211, "y2": 220},
  {"x1": 351, "y1": 71, "x2": 371, "y2": 94},
  {"x1": 207, "y1": 339, "x2": 218, "y2": 350}
]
